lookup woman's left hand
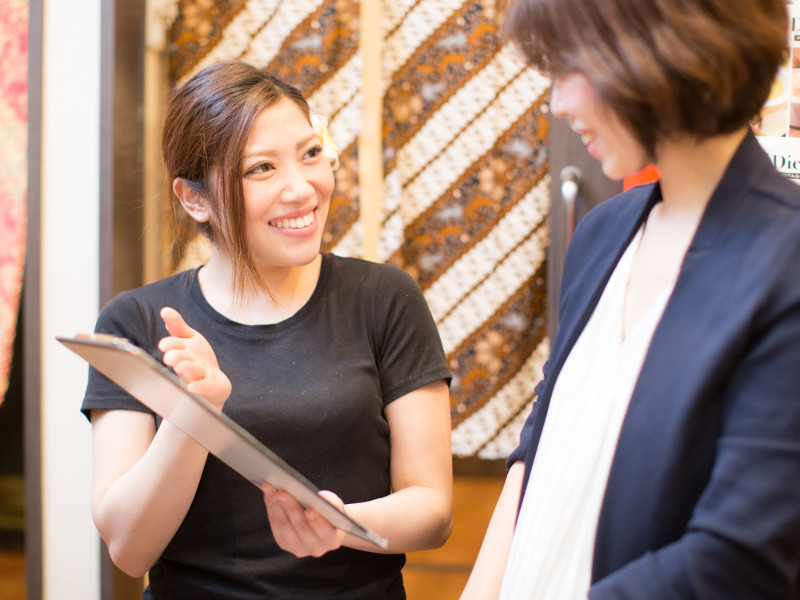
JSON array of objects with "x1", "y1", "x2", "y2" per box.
[{"x1": 262, "y1": 484, "x2": 347, "y2": 558}]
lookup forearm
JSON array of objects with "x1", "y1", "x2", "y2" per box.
[
  {"x1": 460, "y1": 461, "x2": 525, "y2": 599},
  {"x1": 93, "y1": 420, "x2": 209, "y2": 577},
  {"x1": 342, "y1": 483, "x2": 453, "y2": 554}
]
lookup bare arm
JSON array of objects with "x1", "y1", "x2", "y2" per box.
[
  {"x1": 460, "y1": 461, "x2": 525, "y2": 599},
  {"x1": 262, "y1": 379, "x2": 453, "y2": 556},
  {"x1": 90, "y1": 307, "x2": 231, "y2": 577}
]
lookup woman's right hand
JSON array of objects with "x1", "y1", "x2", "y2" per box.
[
  {"x1": 158, "y1": 306, "x2": 232, "y2": 410},
  {"x1": 92, "y1": 308, "x2": 230, "y2": 576}
]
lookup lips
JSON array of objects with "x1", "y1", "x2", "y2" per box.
[
  {"x1": 571, "y1": 123, "x2": 594, "y2": 147},
  {"x1": 269, "y1": 210, "x2": 315, "y2": 229},
  {"x1": 573, "y1": 127, "x2": 597, "y2": 157}
]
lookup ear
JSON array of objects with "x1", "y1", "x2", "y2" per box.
[{"x1": 172, "y1": 178, "x2": 210, "y2": 223}]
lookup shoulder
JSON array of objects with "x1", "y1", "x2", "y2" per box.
[
  {"x1": 321, "y1": 254, "x2": 435, "y2": 332},
  {"x1": 740, "y1": 131, "x2": 800, "y2": 213},
  {"x1": 95, "y1": 270, "x2": 196, "y2": 342},
  {"x1": 719, "y1": 142, "x2": 800, "y2": 287},
  {"x1": 749, "y1": 165, "x2": 800, "y2": 230},
  {"x1": 324, "y1": 254, "x2": 421, "y2": 294},
  {"x1": 100, "y1": 270, "x2": 193, "y2": 315},
  {"x1": 721, "y1": 132, "x2": 800, "y2": 251}
]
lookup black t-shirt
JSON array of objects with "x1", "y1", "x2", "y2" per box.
[{"x1": 81, "y1": 253, "x2": 451, "y2": 599}]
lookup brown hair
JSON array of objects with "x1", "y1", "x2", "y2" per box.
[
  {"x1": 162, "y1": 60, "x2": 311, "y2": 299},
  {"x1": 505, "y1": 0, "x2": 789, "y2": 157}
]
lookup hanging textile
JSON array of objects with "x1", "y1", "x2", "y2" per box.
[
  {"x1": 0, "y1": 0, "x2": 28, "y2": 405},
  {"x1": 380, "y1": 2, "x2": 549, "y2": 458},
  {"x1": 165, "y1": 0, "x2": 549, "y2": 459}
]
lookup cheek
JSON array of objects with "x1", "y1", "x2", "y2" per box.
[
  {"x1": 319, "y1": 169, "x2": 335, "y2": 200},
  {"x1": 242, "y1": 180, "x2": 277, "y2": 214}
]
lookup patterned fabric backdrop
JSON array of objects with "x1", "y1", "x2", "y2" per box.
[
  {"x1": 0, "y1": 0, "x2": 28, "y2": 406},
  {"x1": 165, "y1": 0, "x2": 550, "y2": 459}
]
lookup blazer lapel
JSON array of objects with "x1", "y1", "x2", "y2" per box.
[{"x1": 523, "y1": 183, "x2": 660, "y2": 471}]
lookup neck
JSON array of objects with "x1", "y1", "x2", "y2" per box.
[
  {"x1": 199, "y1": 247, "x2": 322, "y2": 324},
  {"x1": 653, "y1": 128, "x2": 747, "y2": 216}
]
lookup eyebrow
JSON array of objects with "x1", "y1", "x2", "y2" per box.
[{"x1": 243, "y1": 133, "x2": 320, "y2": 161}]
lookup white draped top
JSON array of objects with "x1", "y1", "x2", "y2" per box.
[{"x1": 499, "y1": 225, "x2": 674, "y2": 600}]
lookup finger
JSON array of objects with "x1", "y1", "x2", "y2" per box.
[
  {"x1": 272, "y1": 490, "x2": 326, "y2": 555},
  {"x1": 160, "y1": 346, "x2": 188, "y2": 368},
  {"x1": 160, "y1": 307, "x2": 195, "y2": 339},
  {"x1": 278, "y1": 491, "x2": 313, "y2": 531},
  {"x1": 277, "y1": 493, "x2": 336, "y2": 557},
  {"x1": 263, "y1": 489, "x2": 308, "y2": 555},
  {"x1": 308, "y1": 491, "x2": 346, "y2": 549},
  {"x1": 171, "y1": 360, "x2": 207, "y2": 383},
  {"x1": 318, "y1": 489, "x2": 345, "y2": 510},
  {"x1": 304, "y1": 508, "x2": 342, "y2": 548},
  {"x1": 157, "y1": 336, "x2": 184, "y2": 354}
]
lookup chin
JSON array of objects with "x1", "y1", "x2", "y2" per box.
[
  {"x1": 600, "y1": 164, "x2": 626, "y2": 181},
  {"x1": 295, "y1": 244, "x2": 323, "y2": 265}
]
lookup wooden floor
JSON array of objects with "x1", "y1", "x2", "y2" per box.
[
  {"x1": 0, "y1": 474, "x2": 25, "y2": 600},
  {"x1": 0, "y1": 474, "x2": 503, "y2": 600}
]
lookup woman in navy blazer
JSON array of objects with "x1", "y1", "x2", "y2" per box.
[{"x1": 462, "y1": 0, "x2": 800, "y2": 598}]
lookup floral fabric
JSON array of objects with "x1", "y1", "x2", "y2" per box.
[{"x1": 0, "y1": 0, "x2": 28, "y2": 405}]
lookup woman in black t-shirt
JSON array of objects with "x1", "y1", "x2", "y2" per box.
[{"x1": 82, "y1": 60, "x2": 452, "y2": 599}]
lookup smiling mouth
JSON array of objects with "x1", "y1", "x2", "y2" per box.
[{"x1": 269, "y1": 211, "x2": 315, "y2": 229}]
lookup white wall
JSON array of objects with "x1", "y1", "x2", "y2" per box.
[{"x1": 40, "y1": 0, "x2": 102, "y2": 598}]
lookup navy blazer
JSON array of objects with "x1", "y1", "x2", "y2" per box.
[{"x1": 508, "y1": 131, "x2": 800, "y2": 599}]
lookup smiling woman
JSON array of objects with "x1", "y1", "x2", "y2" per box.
[
  {"x1": 173, "y1": 95, "x2": 335, "y2": 323},
  {"x1": 80, "y1": 60, "x2": 453, "y2": 599}
]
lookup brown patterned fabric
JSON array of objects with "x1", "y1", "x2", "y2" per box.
[{"x1": 165, "y1": 0, "x2": 551, "y2": 458}]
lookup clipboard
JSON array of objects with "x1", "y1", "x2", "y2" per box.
[{"x1": 58, "y1": 333, "x2": 388, "y2": 550}]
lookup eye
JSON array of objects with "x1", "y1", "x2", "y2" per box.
[
  {"x1": 245, "y1": 161, "x2": 274, "y2": 176},
  {"x1": 305, "y1": 145, "x2": 323, "y2": 159}
]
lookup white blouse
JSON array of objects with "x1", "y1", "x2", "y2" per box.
[{"x1": 499, "y1": 225, "x2": 674, "y2": 600}]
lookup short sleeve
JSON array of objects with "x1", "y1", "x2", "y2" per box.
[
  {"x1": 79, "y1": 291, "x2": 160, "y2": 420},
  {"x1": 371, "y1": 265, "x2": 451, "y2": 406}
]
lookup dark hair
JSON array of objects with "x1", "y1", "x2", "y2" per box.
[
  {"x1": 505, "y1": 0, "x2": 789, "y2": 157},
  {"x1": 162, "y1": 60, "x2": 311, "y2": 298}
]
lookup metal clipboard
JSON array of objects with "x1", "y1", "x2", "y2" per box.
[{"x1": 58, "y1": 334, "x2": 388, "y2": 550}]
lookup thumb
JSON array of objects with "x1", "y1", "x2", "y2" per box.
[{"x1": 318, "y1": 490, "x2": 345, "y2": 511}]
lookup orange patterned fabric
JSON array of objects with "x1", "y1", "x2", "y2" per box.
[
  {"x1": 166, "y1": 0, "x2": 550, "y2": 458},
  {"x1": 0, "y1": 0, "x2": 28, "y2": 405}
]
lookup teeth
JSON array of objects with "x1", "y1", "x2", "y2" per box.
[
  {"x1": 581, "y1": 133, "x2": 593, "y2": 145},
  {"x1": 272, "y1": 213, "x2": 314, "y2": 229}
]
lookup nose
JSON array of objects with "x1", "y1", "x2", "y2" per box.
[
  {"x1": 549, "y1": 80, "x2": 565, "y2": 118},
  {"x1": 279, "y1": 165, "x2": 315, "y2": 203}
]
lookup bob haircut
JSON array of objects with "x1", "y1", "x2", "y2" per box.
[
  {"x1": 504, "y1": 0, "x2": 789, "y2": 158},
  {"x1": 162, "y1": 60, "x2": 311, "y2": 300}
]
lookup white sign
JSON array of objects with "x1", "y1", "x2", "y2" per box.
[{"x1": 756, "y1": 4, "x2": 800, "y2": 182}]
